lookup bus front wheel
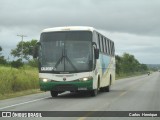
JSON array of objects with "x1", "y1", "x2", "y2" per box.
[
  {"x1": 90, "y1": 79, "x2": 99, "y2": 96},
  {"x1": 90, "y1": 89, "x2": 98, "y2": 96},
  {"x1": 50, "y1": 91, "x2": 58, "y2": 97}
]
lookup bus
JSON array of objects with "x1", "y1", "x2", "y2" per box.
[{"x1": 34, "y1": 26, "x2": 115, "y2": 97}]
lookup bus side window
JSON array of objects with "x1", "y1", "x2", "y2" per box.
[
  {"x1": 98, "y1": 34, "x2": 101, "y2": 52},
  {"x1": 103, "y1": 38, "x2": 106, "y2": 54},
  {"x1": 110, "y1": 42, "x2": 113, "y2": 56},
  {"x1": 101, "y1": 36, "x2": 104, "y2": 53},
  {"x1": 113, "y1": 43, "x2": 115, "y2": 56},
  {"x1": 101, "y1": 36, "x2": 103, "y2": 52},
  {"x1": 107, "y1": 39, "x2": 110, "y2": 55},
  {"x1": 109, "y1": 41, "x2": 112, "y2": 56},
  {"x1": 102, "y1": 36, "x2": 106, "y2": 53},
  {"x1": 108, "y1": 40, "x2": 111, "y2": 55}
]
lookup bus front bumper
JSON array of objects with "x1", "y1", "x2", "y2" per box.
[{"x1": 39, "y1": 79, "x2": 93, "y2": 91}]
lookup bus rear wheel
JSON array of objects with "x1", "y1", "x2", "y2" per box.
[
  {"x1": 103, "y1": 85, "x2": 110, "y2": 92},
  {"x1": 104, "y1": 76, "x2": 111, "y2": 92},
  {"x1": 50, "y1": 91, "x2": 58, "y2": 97}
]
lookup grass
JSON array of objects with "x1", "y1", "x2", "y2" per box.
[{"x1": 0, "y1": 65, "x2": 40, "y2": 99}]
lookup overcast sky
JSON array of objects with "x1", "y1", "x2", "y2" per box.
[{"x1": 0, "y1": 0, "x2": 160, "y2": 64}]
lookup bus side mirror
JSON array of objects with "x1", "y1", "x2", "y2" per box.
[
  {"x1": 33, "y1": 42, "x2": 40, "y2": 58},
  {"x1": 94, "y1": 49, "x2": 99, "y2": 59},
  {"x1": 92, "y1": 42, "x2": 99, "y2": 59}
]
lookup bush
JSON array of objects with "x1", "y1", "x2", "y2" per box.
[
  {"x1": 0, "y1": 56, "x2": 7, "y2": 65},
  {"x1": 0, "y1": 66, "x2": 39, "y2": 94},
  {"x1": 28, "y1": 59, "x2": 38, "y2": 67},
  {"x1": 11, "y1": 59, "x2": 24, "y2": 68}
]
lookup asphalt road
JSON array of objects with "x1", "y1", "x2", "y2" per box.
[{"x1": 0, "y1": 72, "x2": 160, "y2": 120}]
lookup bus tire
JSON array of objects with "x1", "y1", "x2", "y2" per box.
[
  {"x1": 107, "y1": 75, "x2": 112, "y2": 92},
  {"x1": 104, "y1": 76, "x2": 111, "y2": 92},
  {"x1": 90, "y1": 89, "x2": 98, "y2": 97},
  {"x1": 50, "y1": 91, "x2": 58, "y2": 97},
  {"x1": 90, "y1": 80, "x2": 99, "y2": 96},
  {"x1": 104, "y1": 85, "x2": 110, "y2": 92},
  {"x1": 100, "y1": 88, "x2": 104, "y2": 92}
]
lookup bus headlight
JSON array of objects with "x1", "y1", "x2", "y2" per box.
[
  {"x1": 79, "y1": 76, "x2": 93, "y2": 81},
  {"x1": 40, "y1": 78, "x2": 51, "y2": 82}
]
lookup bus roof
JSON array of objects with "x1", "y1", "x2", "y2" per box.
[{"x1": 42, "y1": 26, "x2": 96, "y2": 33}]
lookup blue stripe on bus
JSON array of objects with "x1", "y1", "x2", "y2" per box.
[{"x1": 99, "y1": 54, "x2": 111, "y2": 74}]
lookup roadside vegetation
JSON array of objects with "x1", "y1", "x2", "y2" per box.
[
  {"x1": 116, "y1": 53, "x2": 149, "y2": 79},
  {"x1": 0, "y1": 65, "x2": 39, "y2": 99},
  {"x1": 0, "y1": 40, "x2": 40, "y2": 100}
]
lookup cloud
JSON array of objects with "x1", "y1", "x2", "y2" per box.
[
  {"x1": 1, "y1": 0, "x2": 160, "y2": 36},
  {"x1": 0, "y1": 0, "x2": 160, "y2": 63}
]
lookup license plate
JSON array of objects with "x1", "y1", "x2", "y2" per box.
[{"x1": 78, "y1": 88, "x2": 87, "y2": 90}]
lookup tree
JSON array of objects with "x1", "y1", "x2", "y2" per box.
[
  {"x1": 11, "y1": 39, "x2": 38, "y2": 60},
  {"x1": 0, "y1": 46, "x2": 2, "y2": 56},
  {"x1": 115, "y1": 55, "x2": 122, "y2": 74},
  {"x1": 0, "y1": 46, "x2": 7, "y2": 65},
  {"x1": 116, "y1": 53, "x2": 148, "y2": 75},
  {"x1": 140, "y1": 64, "x2": 148, "y2": 71},
  {"x1": 11, "y1": 59, "x2": 23, "y2": 68}
]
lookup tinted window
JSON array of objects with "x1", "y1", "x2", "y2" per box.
[
  {"x1": 101, "y1": 36, "x2": 104, "y2": 53},
  {"x1": 98, "y1": 34, "x2": 101, "y2": 52},
  {"x1": 40, "y1": 31, "x2": 93, "y2": 73}
]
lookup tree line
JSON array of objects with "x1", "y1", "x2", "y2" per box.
[{"x1": 116, "y1": 53, "x2": 148, "y2": 75}]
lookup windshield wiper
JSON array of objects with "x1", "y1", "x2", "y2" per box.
[
  {"x1": 54, "y1": 49, "x2": 77, "y2": 71},
  {"x1": 64, "y1": 49, "x2": 77, "y2": 71},
  {"x1": 54, "y1": 49, "x2": 64, "y2": 70}
]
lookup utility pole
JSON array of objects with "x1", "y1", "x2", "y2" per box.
[{"x1": 17, "y1": 34, "x2": 27, "y2": 62}]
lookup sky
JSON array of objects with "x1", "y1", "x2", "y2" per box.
[{"x1": 0, "y1": 0, "x2": 160, "y2": 64}]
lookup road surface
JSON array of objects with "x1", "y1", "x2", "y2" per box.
[{"x1": 0, "y1": 72, "x2": 160, "y2": 120}]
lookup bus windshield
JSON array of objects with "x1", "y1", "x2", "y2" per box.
[{"x1": 39, "y1": 31, "x2": 93, "y2": 73}]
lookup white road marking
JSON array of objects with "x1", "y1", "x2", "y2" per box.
[{"x1": 0, "y1": 96, "x2": 50, "y2": 110}]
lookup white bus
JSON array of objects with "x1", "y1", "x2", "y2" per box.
[{"x1": 34, "y1": 26, "x2": 115, "y2": 97}]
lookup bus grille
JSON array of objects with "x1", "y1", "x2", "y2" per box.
[{"x1": 52, "y1": 84, "x2": 77, "y2": 91}]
